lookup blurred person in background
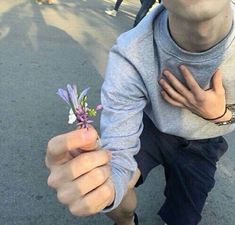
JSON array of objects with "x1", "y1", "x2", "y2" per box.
[
  {"x1": 105, "y1": 0, "x2": 124, "y2": 17},
  {"x1": 134, "y1": 0, "x2": 161, "y2": 26},
  {"x1": 36, "y1": 0, "x2": 55, "y2": 5}
]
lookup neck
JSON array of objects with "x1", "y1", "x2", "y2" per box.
[{"x1": 168, "y1": 8, "x2": 233, "y2": 52}]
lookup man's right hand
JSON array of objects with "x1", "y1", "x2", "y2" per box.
[{"x1": 45, "y1": 126, "x2": 115, "y2": 216}]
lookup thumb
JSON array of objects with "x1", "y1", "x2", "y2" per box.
[
  {"x1": 46, "y1": 126, "x2": 98, "y2": 166},
  {"x1": 71, "y1": 125, "x2": 99, "y2": 151},
  {"x1": 212, "y1": 69, "x2": 224, "y2": 93}
]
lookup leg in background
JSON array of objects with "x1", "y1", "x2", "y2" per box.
[
  {"x1": 134, "y1": 0, "x2": 156, "y2": 27},
  {"x1": 114, "y1": 0, "x2": 124, "y2": 11}
]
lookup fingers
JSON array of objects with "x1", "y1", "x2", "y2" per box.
[
  {"x1": 159, "y1": 65, "x2": 227, "y2": 121},
  {"x1": 161, "y1": 69, "x2": 190, "y2": 96},
  {"x1": 211, "y1": 69, "x2": 225, "y2": 94},
  {"x1": 159, "y1": 79, "x2": 187, "y2": 106},
  {"x1": 46, "y1": 126, "x2": 98, "y2": 167},
  {"x1": 160, "y1": 90, "x2": 184, "y2": 107},
  {"x1": 179, "y1": 65, "x2": 202, "y2": 96},
  {"x1": 159, "y1": 65, "x2": 205, "y2": 107},
  {"x1": 47, "y1": 134, "x2": 113, "y2": 217},
  {"x1": 47, "y1": 150, "x2": 112, "y2": 188},
  {"x1": 159, "y1": 69, "x2": 191, "y2": 106},
  {"x1": 68, "y1": 179, "x2": 115, "y2": 216},
  {"x1": 57, "y1": 165, "x2": 111, "y2": 205}
]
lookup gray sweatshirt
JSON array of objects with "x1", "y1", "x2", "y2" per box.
[{"x1": 100, "y1": 4, "x2": 235, "y2": 211}]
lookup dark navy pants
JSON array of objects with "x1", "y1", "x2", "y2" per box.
[
  {"x1": 135, "y1": 114, "x2": 228, "y2": 225},
  {"x1": 114, "y1": 0, "x2": 123, "y2": 11}
]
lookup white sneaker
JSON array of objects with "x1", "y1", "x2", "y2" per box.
[
  {"x1": 36, "y1": 0, "x2": 43, "y2": 5},
  {"x1": 105, "y1": 9, "x2": 117, "y2": 17}
]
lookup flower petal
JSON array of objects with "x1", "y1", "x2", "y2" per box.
[
  {"x1": 56, "y1": 89, "x2": 70, "y2": 104},
  {"x1": 68, "y1": 109, "x2": 77, "y2": 124},
  {"x1": 72, "y1": 84, "x2": 78, "y2": 98},
  {"x1": 67, "y1": 84, "x2": 79, "y2": 109},
  {"x1": 96, "y1": 104, "x2": 103, "y2": 110},
  {"x1": 78, "y1": 87, "x2": 90, "y2": 103}
]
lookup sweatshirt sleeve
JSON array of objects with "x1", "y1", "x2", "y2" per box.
[{"x1": 100, "y1": 46, "x2": 148, "y2": 212}]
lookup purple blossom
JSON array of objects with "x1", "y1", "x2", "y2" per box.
[
  {"x1": 57, "y1": 84, "x2": 102, "y2": 129},
  {"x1": 96, "y1": 104, "x2": 103, "y2": 110},
  {"x1": 78, "y1": 87, "x2": 90, "y2": 103},
  {"x1": 67, "y1": 84, "x2": 79, "y2": 110},
  {"x1": 56, "y1": 89, "x2": 70, "y2": 105}
]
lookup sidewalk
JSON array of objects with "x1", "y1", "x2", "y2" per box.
[{"x1": 0, "y1": 1, "x2": 234, "y2": 225}]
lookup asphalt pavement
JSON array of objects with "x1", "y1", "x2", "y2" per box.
[{"x1": 0, "y1": 1, "x2": 234, "y2": 225}]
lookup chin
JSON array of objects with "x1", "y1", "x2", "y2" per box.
[
  {"x1": 182, "y1": 12, "x2": 219, "y2": 22},
  {"x1": 165, "y1": 0, "x2": 230, "y2": 22},
  {"x1": 174, "y1": 7, "x2": 228, "y2": 23}
]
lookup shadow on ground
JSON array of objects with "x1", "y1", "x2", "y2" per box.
[{"x1": 0, "y1": 1, "x2": 234, "y2": 225}]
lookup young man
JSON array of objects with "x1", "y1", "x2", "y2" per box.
[{"x1": 46, "y1": 1, "x2": 235, "y2": 225}]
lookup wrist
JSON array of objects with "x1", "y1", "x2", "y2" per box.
[
  {"x1": 202, "y1": 106, "x2": 227, "y2": 121},
  {"x1": 212, "y1": 109, "x2": 232, "y2": 123}
]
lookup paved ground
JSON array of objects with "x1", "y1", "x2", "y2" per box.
[{"x1": 0, "y1": 1, "x2": 234, "y2": 225}]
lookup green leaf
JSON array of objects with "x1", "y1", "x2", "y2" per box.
[{"x1": 87, "y1": 108, "x2": 97, "y2": 117}]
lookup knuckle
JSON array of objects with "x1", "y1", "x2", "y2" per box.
[
  {"x1": 82, "y1": 203, "x2": 93, "y2": 214},
  {"x1": 194, "y1": 93, "x2": 205, "y2": 102},
  {"x1": 57, "y1": 191, "x2": 65, "y2": 203},
  {"x1": 82, "y1": 200, "x2": 102, "y2": 215},
  {"x1": 188, "y1": 83, "x2": 196, "y2": 90},
  {"x1": 47, "y1": 137, "x2": 56, "y2": 155},
  {"x1": 101, "y1": 184, "x2": 113, "y2": 199},
  {"x1": 45, "y1": 157, "x2": 50, "y2": 169},
  {"x1": 181, "y1": 98, "x2": 189, "y2": 106},
  {"x1": 69, "y1": 204, "x2": 81, "y2": 216},
  {"x1": 93, "y1": 168, "x2": 107, "y2": 183},
  {"x1": 97, "y1": 167, "x2": 109, "y2": 182},
  {"x1": 47, "y1": 174, "x2": 56, "y2": 188},
  {"x1": 162, "y1": 82, "x2": 169, "y2": 90},
  {"x1": 47, "y1": 169, "x2": 61, "y2": 188},
  {"x1": 196, "y1": 96, "x2": 205, "y2": 102},
  {"x1": 57, "y1": 186, "x2": 69, "y2": 204},
  {"x1": 80, "y1": 154, "x2": 93, "y2": 169},
  {"x1": 69, "y1": 202, "x2": 91, "y2": 217}
]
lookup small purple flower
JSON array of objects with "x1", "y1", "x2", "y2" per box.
[
  {"x1": 96, "y1": 104, "x2": 103, "y2": 110},
  {"x1": 78, "y1": 87, "x2": 90, "y2": 103},
  {"x1": 57, "y1": 84, "x2": 102, "y2": 129},
  {"x1": 56, "y1": 89, "x2": 69, "y2": 105}
]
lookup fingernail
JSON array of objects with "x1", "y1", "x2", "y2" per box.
[
  {"x1": 179, "y1": 64, "x2": 185, "y2": 70},
  {"x1": 163, "y1": 70, "x2": 171, "y2": 77},
  {"x1": 163, "y1": 70, "x2": 168, "y2": 76},
  {"x1": 158, "y1": 79, "x2": 163, "y2": 84}
]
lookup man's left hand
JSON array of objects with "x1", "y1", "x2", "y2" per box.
[{"x1": 159, "y1": 65, "x2": 231, "y2": 122}]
